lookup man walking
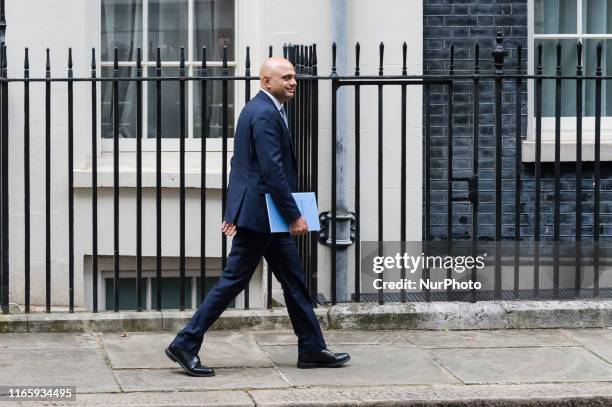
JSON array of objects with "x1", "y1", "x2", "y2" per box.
[{"x1": 165, "y1": 57, "x2": 350, "y2": 377}]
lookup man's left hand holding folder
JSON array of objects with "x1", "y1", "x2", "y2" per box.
[{"x1": 221, "y1": 217, "x2": 308, "y2": 237}]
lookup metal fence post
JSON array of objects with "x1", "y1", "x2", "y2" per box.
[
  {"x1": 0, "y1": 0, "x2": 8, "y2": 314},
  {"x1": 0, "y1": 44, "x2": 8, "y2": 315},
  {"x1": 492, "y1": 32, "x2": 507, "y2": 300}
]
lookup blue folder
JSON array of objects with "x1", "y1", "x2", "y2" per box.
[{"x1": 265, "y1": 192, "x2": 321, "y2": 233}]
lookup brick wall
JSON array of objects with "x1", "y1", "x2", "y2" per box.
[{"x1": 423, "y1": 0, "x2": 612, "y2": 242}]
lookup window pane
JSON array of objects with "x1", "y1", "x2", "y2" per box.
[
  {"x1": 151, "y1": 277, "x2": 193, "y2": 309},
  {"x1": 583, "y1": 0, "x2": 612, "y2": 33},
  {"x1": 584, "y1": 39, "x2": 612, "y2": 116},
  {"x1": 148, "y1": 0, "x2": 188, "y2": 61},
  {"x1": 535, "y1": 0, "x2": 577, "y2": 34},
  {"x1": 101, "y1": 67, "x2": 139, "y2": 138},
  {"x1": 194, "y1": 0, "x2": 235, "y2": 61},
  {"x1": 147, "y1": 67, "x2": 188, "y2": 138},
  {"x1": 535, "y1": 40, "x2": 578, "y2": 117},
  {"x1": 193, "y1": 67, "x2": 235, "y2": 138},
  {"x1": 101, "y1": 0, "x2": 143, "y2": 62},
  {"x1": 104, "y1": 278, "x2": 147, "y2": 311}
]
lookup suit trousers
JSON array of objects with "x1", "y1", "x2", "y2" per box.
[{"x1": 171, "y1": 227, "x2": 327, "y2": 356}]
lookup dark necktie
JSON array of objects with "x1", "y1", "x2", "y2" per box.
[{"x1": 279, "y1": 106, "x2": 289, "y2": 129}]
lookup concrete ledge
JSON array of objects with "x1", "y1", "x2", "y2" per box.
[
  {"x1": 501, "y1": 300, "x2": 612, "y2": 329},
  {"x1": 0, "y1": 313, "x2": 27, "y2": 333},
  {"x1": 1, "y1": 300, "x2": 611, "y2": 333},
  {"x1": 27, "y1": 311, "x2": 163, "y2": 333},
  {"x1": 162, "y1": 308, "x2": 328, "y2": 331},
  {"x1": 328, "y1": 302, "x2": 509, "y2": 330},
  {"x1": 329, "y1": 300, "x2": 612, "y2": 330}
]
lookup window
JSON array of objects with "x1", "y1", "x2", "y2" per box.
[
  {"x1": 100, "y1": 0, "x2": 235, "y2": 151},
  {"x1": 104, "y1": 276, "x2": 230, "y2": 310},
  {"x1": 534, "y1": 0, "x2": 612, "y2": 117}
]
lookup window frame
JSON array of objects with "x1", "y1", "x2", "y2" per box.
[
  {"x1": 528, "y1": 0, "x2": 612, "y2": 143},
  {"x1": 100, "y1": 0, "x2": 239, "y2": 153},
  {"x1": 100, "y1": 271, "x2": 230, "y2": 310}
]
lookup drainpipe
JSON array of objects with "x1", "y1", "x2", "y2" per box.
[{"x1": 331, "y1": 0, "x2": 349, "y2": 302}]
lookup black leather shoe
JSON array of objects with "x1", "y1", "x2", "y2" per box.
[
  {"x1": 297, "y1": 349, "x2": 351, "y2": 368},
  {"x1": 165, "y1": 344, "x2": 215, "y2": 377}
]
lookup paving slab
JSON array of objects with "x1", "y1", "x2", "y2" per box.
[
  {"x1": 249, "y1": 382, "x2": 612, "y2": 407},
  {"x1": 100, "y1": 331, "x2": 272, "y2": 369},
  {"x1": 114, "y1": 367, "x2": 289, "y2": 392},
  {"x1": 405, "y1": 329, "x2": 578, "y2": 349},
  {"x1": 0, "y1": 348, "x2": 120, "y2": 393},
  {"x1": 0, "y1": 332, "x2": 99, "y2": 349},
  {"x1": 587, "y1": 347, "x2": 612, "y2": 364},
  {"x1": 253, "y1": 329, "x2": 408, "y2": 346},
  {"x1": 260, "y1": 344, "x2": 459, "y2": 387},
  {"x1": 8, "y1": 383, "x2": 612, "y2": 406},
  {"x1": 13, "y1": 390, "x2": 254, "y2": 406},
  {"x1": 562, "y1": 328, "x2": 612, "y2": 348},
  {"x1": 431, "y1": 347, "x2": 612, "y2": 384}
]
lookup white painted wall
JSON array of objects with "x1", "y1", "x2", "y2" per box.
[
  {"x1": 4, "y1": 0, "x2": 423, "y2": 309},
  {"x1": 260, "y1": 0, "x2": 423, "y2": 301}
]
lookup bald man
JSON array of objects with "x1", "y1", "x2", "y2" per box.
[{"x1": 166, "y1": 57, "x2": 350, "y2": 377}]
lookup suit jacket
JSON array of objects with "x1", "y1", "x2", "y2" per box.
[{"x1": 223, "y1": 90, "x2": 301, "y2": 233}]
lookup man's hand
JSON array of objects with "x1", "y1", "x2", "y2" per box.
[
  {"x1": 289, "y1": 216, "x2": 308, "y2": 237},
  {"x1": 221, "y1": 221, "x2": 237, "y2": 237}
]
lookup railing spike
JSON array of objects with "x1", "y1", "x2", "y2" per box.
[
  {"x1": 402, "y1": 41, "x2": 407, "y2": 75},
  {"x1": 355, "y1": 42, "x2": 360, "y2": 76},
  {"x1": 332, "y1": 42, "x2": 337, "y2": 75},
  {"x1": 491, "y1": 32, "x2": 507, "y2": 74},
  {"x1": 537, "y1": 43, "x2": 543, "y2": 74},
  {"x1": 597, "y1": 42, "x2": 602, "y2": 72},
  {"x1": 379, "y1": 42, "x2": 384, "y2": 76},
  {"x1": 555, "y1": 42, "x2": 562, "y2": 75},
  {"x1": 448, "y1": 42, "x2": 455, "y2": 75}
]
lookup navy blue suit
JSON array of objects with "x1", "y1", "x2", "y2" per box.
[{"x1": 172, "y1": 91, "x2": 326, "y2": 356}]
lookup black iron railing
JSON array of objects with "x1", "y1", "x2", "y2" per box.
[
  {"x1": 0, "y1": 41, "x2": 319, "y2": 314},
  {"x1": 330, "y1": 32, "x2": 612, "y2": 304},
  {"x1": 2, "y1": 29, "x2": 612, "y2": 314}
]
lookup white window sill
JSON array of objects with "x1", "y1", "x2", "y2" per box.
[
  {"x1": 74, "y1": 151, "x2": 230, "y2": 189},
  {"x1": 522, "y1": 139, "x2": 612, "y2": 162}
]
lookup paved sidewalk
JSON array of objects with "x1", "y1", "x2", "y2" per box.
[{"x1": 2, "y1": 328, "x2": 612, "y2": 406}]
